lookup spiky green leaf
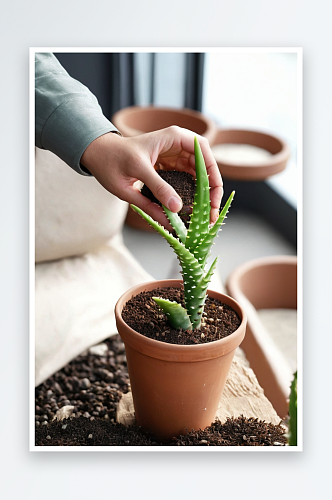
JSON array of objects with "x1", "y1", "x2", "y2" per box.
[
  {"x1": 190, "y1": 257, "x2": 219, "y2": 328},
  {"x1": 130, "y1": 204, "x2": 206, "y2": 325},
  {"x1": 185, "y1": 137, "x2": 210, "y2": 251},
  {"x1": 193, "y1": 191, "x2": 235, "y2": 269},
  {"x1": 162, "y1": 205, "x2": 187, "y2": 244},
  {"x1": 130, "y1": 205, "x2": 203, "y2": 275}
]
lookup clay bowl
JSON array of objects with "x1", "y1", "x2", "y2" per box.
[
  {"x1": 112, "y1": 105, "x2": 217, "y2": 144},
  {"x1": 211, "y1": 128, "x2": 290, "y2": 181},
  {"x1": 226, "y1": 255, "x2": 297, "y2": 418}
]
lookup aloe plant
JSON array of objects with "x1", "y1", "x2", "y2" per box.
[{"x1": 131, "y1": 137, "x2": 234, "y2": 331}]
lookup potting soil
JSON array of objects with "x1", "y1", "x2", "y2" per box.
[{"x1": 122, "y1": 287, "x2": 241, "y2": 345}]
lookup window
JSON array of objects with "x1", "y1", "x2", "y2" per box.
[{"x1": 202, "y1": 50, "x2": 300, "y2": 209}]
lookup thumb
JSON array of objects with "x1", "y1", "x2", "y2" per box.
[{"x1": 142, "y1": 170, "x2": 183, "y2": 213}]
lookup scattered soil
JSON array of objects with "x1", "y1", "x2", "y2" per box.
[
  {"x1": 172, "y1": 416, "x2": 287, "y2": 446},
  {"x1": 35, "y1": 335, "x2": 129, "y2": 428},
  {"x1": 36, "y1": 417, "x2": 160, "y2": 446},
  {"x1": 35, "y1": 413, "x2": 287, "y2": 447},
  {"x1": 141, "y1": 170, "x2": 196, "y2": 226},
  {"x1": 35, "y1": 334, "x2": 287, "y2": 447},
  {"x1": 122, "y1": 287, "x2": 241, "y2": 345}
]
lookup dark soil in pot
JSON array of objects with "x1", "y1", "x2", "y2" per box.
[
  {"x1": 35, "y1": 334, "x2": 287, "y2": 446},
  {"x1": 141, "y1": 170, "x2": 196, "y2": 227},
  {"x1": 121, "y1": 286, "x2": 241, "y2": 344}
]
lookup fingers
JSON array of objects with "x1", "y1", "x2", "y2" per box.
[
  {"x1": 138, "y1": 168, "x2": 183, "y2": 213},
  {"x1": 124, "y1": 127, "x2": 224, "y2": 225},
  {"x1": 122, "y1": 187, "x2": 173, "y2": 230},
  {"x1": 210, "y1": 185, "x2": 224, "y2": 223},
  {"x1": 160, "y1": 127, "x2": 224, "y2": 223}
]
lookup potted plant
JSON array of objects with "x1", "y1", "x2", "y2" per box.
[{"x1": 115, "y1": 137, "x2": 247, "y2": 442}]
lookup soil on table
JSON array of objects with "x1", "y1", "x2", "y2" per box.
[
  {"x1": 35, "y1": 334, "x2": 287, "y2": 447},
  {"x1": 122, "y1": 287, "x2": 241, "y2": 345},
  {"x1": 36, "y1": 413, "x2": 287, "y2": 447},
  {"x1": 141, "y1": 170, "x2": 196, "y2": 226}
]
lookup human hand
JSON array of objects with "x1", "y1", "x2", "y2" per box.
[{"x1": 81, "y1": 126, "x2": 223, "y2": 228}]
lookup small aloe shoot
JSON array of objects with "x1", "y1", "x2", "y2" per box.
[{"x1": 131, "y1": 137, "x2": 234, "y2": 331}]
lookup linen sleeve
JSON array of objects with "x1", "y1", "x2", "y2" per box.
[{"x1": 35, "y1": 52, "x2": 119, "y2": 176}]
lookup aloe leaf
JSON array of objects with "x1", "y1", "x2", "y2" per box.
[
  {"x1": 162, "y1": 205, "x2": 187, "y2": 244},
  {"x1": 193, "y1": 191, "x2": 235, "y2": 269},
  {"x1": 152, "y1": 297, "x2": 192, "y2": 330},
  {"x1": 190, "y1": 257, "x2": 219, "y2": 329},
  {"x1": 180, "y1": 255, "x2": 205, "y2": 325},
  {"x1": 130, "y1": 204, "x2": 206, "y2": 325},
  {"x1": 130, "y1": 205, "x2": 202, "y2": 272},
  {"x1": 185, "y1": 137, "x2": 210, "y2": 251},
  {"x1": 200, "y1": 256, "x2": 219, "y2": 290}
]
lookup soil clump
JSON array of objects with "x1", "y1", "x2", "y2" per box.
[{"x1": 141, "y1": 170, "x2": 196, "y2": 226}]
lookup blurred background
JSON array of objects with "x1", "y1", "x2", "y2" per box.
[{"x1": 54, "y1": 50, "x2": 298, "y2": 281}]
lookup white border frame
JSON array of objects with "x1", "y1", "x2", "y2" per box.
[{"x1": 29, "y1": 47, "x2": 302, "y2": 452}]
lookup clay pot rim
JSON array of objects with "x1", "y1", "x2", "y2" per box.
[
  {"x1": 211, "y1": 128, "x2": 290, "y2": 180},
  {"x1": 111, "y1": 105, "x2": 217, "y2": 142},
  {"x1": 226, "y1": 254, "x2": 297, "y2": 297},
  {"x1": 115, "y1": 279, "x2": 246, "y2": 362}
]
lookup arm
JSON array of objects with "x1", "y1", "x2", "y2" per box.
[
  {"x1": 35, "y1": 52, "x2": 119, "y2": 175},
  {"x1": 35, "y1": 54, "x2": 223, "y2": 225}
]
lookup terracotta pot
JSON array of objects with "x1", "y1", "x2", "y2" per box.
[
  {"x1": 226, "y1": 255, "x2": 297, "y2": 418},
  {"x1": 115, "y1": 279, "x2": 246, "y2": 442},
  {"x1": 112, "y1": 105, "x2": 217, "y2": 143},
  {"x1": 211, "y1": 128, "x2": 290, "y2": 181}
]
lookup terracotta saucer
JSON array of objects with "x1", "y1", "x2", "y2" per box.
[
  {"x1": 226, "y1": 255, "x2": 297, "y2": 418},
  {"x1": 211, "y1": 128, "x2": 290, "y2": 181}
]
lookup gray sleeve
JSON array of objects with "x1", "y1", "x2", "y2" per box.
[{"x1": 35, "y1": 52, "x2": 119, "y2": 175}]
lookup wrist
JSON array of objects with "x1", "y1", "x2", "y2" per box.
[{"x1": 80, "y1": 131, "x2": 123, "y2": 174}]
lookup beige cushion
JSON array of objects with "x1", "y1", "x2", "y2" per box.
[
  {"x1": 35, "y1": 148, "x2": 153, "y2": 386},
  {"x1": 35, "y1": 147, "x2": 128, "y2": 262},
  {"x1": 35, "y1": 235, "x2": 153, "y2": 386}
]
